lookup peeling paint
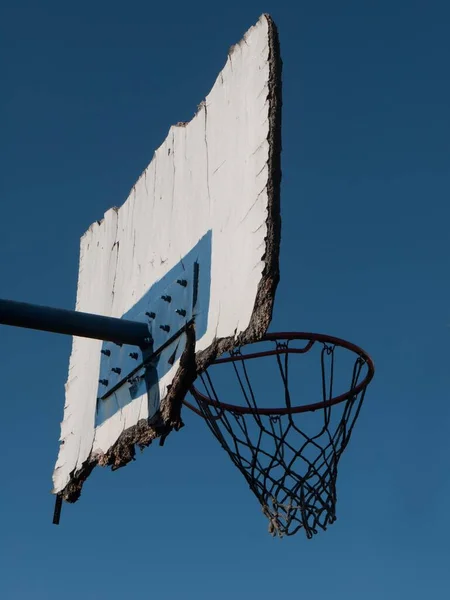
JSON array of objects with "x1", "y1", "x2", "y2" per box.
[{"x1": 53, "y1": 13, "x2": 282, "y2": 500}]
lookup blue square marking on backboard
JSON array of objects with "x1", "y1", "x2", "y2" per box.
[{"x1": 95, "y1": 230, "x2": 211, "y2": 427}]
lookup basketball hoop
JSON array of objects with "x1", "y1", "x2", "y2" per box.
[{"x1": 184, "y1": 332, "x2": 375, "y2": 538}]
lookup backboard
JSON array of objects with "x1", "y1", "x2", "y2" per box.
[{"x1": 53, "y1": 13, "x2": 282, "y2": 502}]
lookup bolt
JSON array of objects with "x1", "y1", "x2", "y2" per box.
[
  {"x1": 112, "y1": 367, "x2": 122, "y2": 375},
  {"x1": 129, "y1": 352, "x2": 139, "y2": 360},
  {"x1": 176, "y1": 308, "x2": 187, "y2": 317},
  {"x1": 145, "y1": 311, "x2": 156, "y2": 319},
  {"x1": 177, "y1": 279, "x2": 187, "y2": 287},
  {"x1": 161, "y1": 295, "x2": 171, "y2": 303},
  {"x1": 160, "y1": 324, "x2": 170, "y2": 332},
  {"x1": 101, "y1": 349, "x2": 111, "y2": 357},
  {"x1": 99, "y1": 379, "x2": 109, "y2": 386}
]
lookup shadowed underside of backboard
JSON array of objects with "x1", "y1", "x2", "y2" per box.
[{"x1": 53, "y1": 13, "x2": 282, "y2": 503}]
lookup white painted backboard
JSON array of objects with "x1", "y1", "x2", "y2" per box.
[{"x1": 53, "y1": 13, "x2": 281, "y2": 501}]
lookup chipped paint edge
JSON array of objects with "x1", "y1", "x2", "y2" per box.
[{"x1": 57, "y1": 13, "x2": 282, "y2": 503}]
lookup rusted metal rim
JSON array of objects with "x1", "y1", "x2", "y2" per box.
[{"x1": 185, "y1": 332, "x2": 375, "y2": 416}]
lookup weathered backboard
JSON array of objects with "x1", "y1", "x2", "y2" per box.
[{"x1": 53, "y1": 13, "x2": 282, "y2": 501}]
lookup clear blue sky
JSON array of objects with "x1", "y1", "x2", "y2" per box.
[{"x1": 1, "y1": 1, "x2": 449, "y2": 598}]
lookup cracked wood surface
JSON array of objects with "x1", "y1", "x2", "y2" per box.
[{"x1": 53, "y1": 13, "x2": 282, "y2": 500}]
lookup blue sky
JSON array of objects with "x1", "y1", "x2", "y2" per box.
[{"x1": 1, "y1": 0, "x2": 449, "y2": 598}]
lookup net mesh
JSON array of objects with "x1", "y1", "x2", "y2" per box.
[{"x1": 188, "y1": 335, "x2": 373, "y2": 538}]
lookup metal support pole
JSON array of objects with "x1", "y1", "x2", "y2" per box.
[{"x1": 0, "y1": 299, "x2": 151, "y2": 347}]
